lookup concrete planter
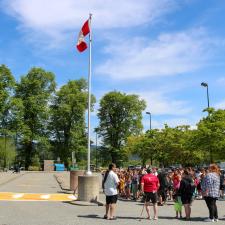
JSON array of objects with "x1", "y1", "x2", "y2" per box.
[{"x1": 70, "y1": 170, "x2": 85, "y2": 192}]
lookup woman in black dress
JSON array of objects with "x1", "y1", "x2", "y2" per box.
[{"x1": 178, "y1": 170, "x2": 195, "y2": 220}]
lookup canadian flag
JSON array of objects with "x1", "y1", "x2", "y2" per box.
[{"x1": 76, "y1": 20, "x2": 90, "y2": 52}]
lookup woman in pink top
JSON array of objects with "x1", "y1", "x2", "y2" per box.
[{"x1": 173, "y1": 171, "x2": 182, "y2": 192}]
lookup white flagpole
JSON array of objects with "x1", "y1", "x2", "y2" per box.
[{"x1": 86, "y1": 13, "x2": 92, "y2": 175}]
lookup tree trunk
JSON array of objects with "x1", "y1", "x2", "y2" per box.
[{"x1": 25, "y1": 141, "x2": 32, "y2": 170}]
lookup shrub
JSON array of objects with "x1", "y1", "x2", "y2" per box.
[{"x1": 28, "y1": 166, "x2": 40, "y2": 171}]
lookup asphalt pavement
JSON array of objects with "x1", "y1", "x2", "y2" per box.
[{"x1": 0, "y1": 172, "x2": 224, "y2": 225}]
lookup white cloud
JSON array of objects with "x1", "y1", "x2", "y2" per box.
[
  {"x1": 142, "y1": 118, "x2": 162, "y2": 130},
  {"x1": 164, "y1": 118, "x2": 193, "y2": 127},
  {"x1": 142, "y1": 117, "x2": 198, "y2": 131},
  {"x1": 1, "y1": 0, "x2": 176, "y2": 46},
  {"x1": 96, "y1": 28, "x2": 218, "y2": 80},
  {"x1": 215, "y1": 100, "x2": 225, "y2": 109},
  {"x1": 216, "y1": 77, "x2": 225, "y2": 86},
  {"x1": 138, "y1": 90, "x2": 192, "y2": 116},
  {"x1": 92, "y1": 87, "x2": 192, "y2": 117}
]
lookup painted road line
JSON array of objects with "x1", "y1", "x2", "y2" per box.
[
  {"x1": 68, "y1": 195, "x2": 77, "y2": 200},
  {"x1": 40, "y1": 194, "x2": 50, "y2": 199},
  {"x1": 0, "y1": 192, "x2": 77, "y2": 201},
  {"x1": 12, "y1": 193, "x2": 24, "y2": 199}
]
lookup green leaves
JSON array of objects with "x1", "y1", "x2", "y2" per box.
[
  {"x1": 50, "y1": 79, "x2": 95, "y2": 166},
  {"x1": 0, "y1": 65, "x2": 15, "y2": 109},
  {"x1": 97, "y1": 91, "x2": 146, "y2": 163},
  {"x1": 0, "y1": 137, "x2": 16, "y2": 168},
  {"x1": 0, "y1": 65, "x2": 95, "y2": 169},
  {"x1": 196, "y1": 109, "x2": 225, "y2": 162},
  {"x1": 126, "y1": 125, "x2": 207, "y2": 167},
  {"x1": 1, "y1": 64, "x2": 225, "y2": 169},
  {"x1": 15, "y1": 67, "x2": 56, "y2": 168}
]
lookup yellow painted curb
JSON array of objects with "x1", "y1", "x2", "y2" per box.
[{"x1": 0, "y1": 192, "x2": 77, "y2": 201}]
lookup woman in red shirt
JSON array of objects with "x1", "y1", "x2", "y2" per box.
[{"x1": 141, "y1": 168, "x2": 160, "y2": 220}]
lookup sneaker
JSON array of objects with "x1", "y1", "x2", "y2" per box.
[
  {"x1": 215, "y1": 219, "x2": 219, "y2": 222},
  {"x1": 204, "y1": 218, "x2": 214, "y2": 222}
]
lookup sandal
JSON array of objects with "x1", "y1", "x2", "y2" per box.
[
  {"x1": 103, "y1": 215, "x2": 108, "y2": 219},
  {"x1": 109, "y1": 217, "x2": 117, "y2": 220}
]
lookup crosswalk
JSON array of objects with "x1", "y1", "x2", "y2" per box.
[{"x1": 0, "y1": 192, "x2": 77, "y2": 201}]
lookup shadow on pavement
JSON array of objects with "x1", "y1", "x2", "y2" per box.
[
  {"x1": 57, "y1": 190, "x2": 74, "y2": 194},
  {"x1": 77, "y1": 214, "x2": 140, "y2": 220},
  {"x1": 77, "y1": 214, "x2": 104, "y2": 220},
  {"x1": 158, "y1": 216, "x2": 204, "y2": 222},
  {"x1": 118, "y1": 198, "x2": 137, "y2": 202}
]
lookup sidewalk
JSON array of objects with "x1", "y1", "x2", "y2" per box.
[{"x1": 0, "y1": 171, "x2": 25, "y2": 186}]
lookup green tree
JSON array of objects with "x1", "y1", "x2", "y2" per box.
[
  {"x1": 126, "y1": 125, "x2": 205, "y2": 167},
  {"x1": 50, "y1": 79, "x2": 95, "y2": 166},
  {"x1": 0, "y1": 137, "x2": 16, "y2": 168},
  {"x1": 0, "y1": 64, "x2": 15, "y2": 116},
  {"x1": 0, "y1": 65, "x2": 16, "y2": 168},
  {"x1": 15, "y1": 67, "x2": 56, "y2": 169},
  {"x1": 98, "y1": 91, "x2": 146, "y2": 163},
  {"x1": 153, "y1": 125, "x2": 204, "y2": 167},
  {"x1": 196, "y1": 108, "x2": 225, "y2": 163},
  {"x1": 125, "y1": 129, "x2": 158, "y2": 166},
  {"x1": 181, "y1": 128, "x2": 205, "y2": 166}
]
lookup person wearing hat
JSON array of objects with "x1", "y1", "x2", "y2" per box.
[{"x1": 141, "y1": 167, "x2": 160, "y2": 220}]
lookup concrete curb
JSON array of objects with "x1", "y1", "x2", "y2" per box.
[{"x1": 53, "y1": 174, "x2": 70, "y2": 191}]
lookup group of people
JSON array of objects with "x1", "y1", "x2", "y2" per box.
[{"x1": 102, "y1": 163, "x2": 225, "y2": 221}]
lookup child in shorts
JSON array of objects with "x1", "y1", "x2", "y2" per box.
[{"x1": 173, "y1": 193, "x2": 182, "y2": 218}]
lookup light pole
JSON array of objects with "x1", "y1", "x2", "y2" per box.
[
  {"x1": 146, "y1": 112, "x2": 151, "y2": 130},
  {"x1": 201, "y1": 82, "x2": 212, "y2": 163},
  {"x1": 94, "y1": 128, "x2": 99, "y2": 169},
  {"x1": 201, "y1": 82, "x2": 210, "y2": 110},
  {"x1": 95, "y1": 130, "x2": 98, "y2": 169}
]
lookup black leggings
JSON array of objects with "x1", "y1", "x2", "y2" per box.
[{"x1": 204, "y1": 197, "x2": 218, "y2": 219}]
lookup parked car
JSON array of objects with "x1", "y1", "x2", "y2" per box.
[
  {"x1": 135, "y1": 165, "x2": 142, "y2": 170},
  {"x1": 128, "y1": 165, "x2": 135, "y2": 170}
]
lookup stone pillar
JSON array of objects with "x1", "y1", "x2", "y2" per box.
[
  {"x1": 70, "y1": 170, "x2": 85, "y2": 193},
  {"x1": 93, "y1": 172, "x2": 103, "y2": 189},
  {"x1": 78, "y1": 175, "x2": 99, "y2": 202}
]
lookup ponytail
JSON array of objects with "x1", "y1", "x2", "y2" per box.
[
  {"x1": 102, "y1": 170, "x2": 109, "y2": 189},
  {"x1": 102, "y1": 163, "x2": 116, "y2": 189}
]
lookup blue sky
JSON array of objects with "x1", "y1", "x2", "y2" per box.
[{"x1": 1, "y1": 0, "x2": 225, "y2": 139}]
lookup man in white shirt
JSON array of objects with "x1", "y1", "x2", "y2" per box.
[{"x1": 103, "y1": 163, "x2": 120, "y2": 220}]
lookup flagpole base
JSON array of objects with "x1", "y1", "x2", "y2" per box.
[{"x1": 78, "y1": 175, "x2": 99, "y2": 202}]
